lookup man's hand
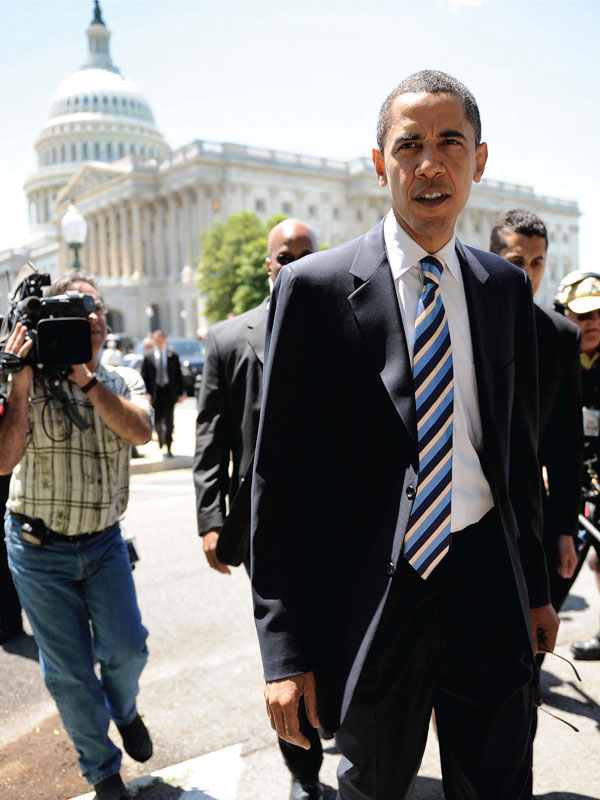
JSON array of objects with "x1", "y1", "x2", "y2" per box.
[
  {"x1": 530, "y1": 603, "x2": 560, "y2": 655},
  {"x1": 4, "y1": 323, "x2": 34, "y2": 390},
  {"x1": 68, "y1": 363, "x2": 95, "y2": 389},
  {"x1": 202, "y1": 529, "x2": 231, "y2": 575},
  {"x1": 264, "y1": 671, "x2": 320, "y2": 749},
  {"x1": 557, "y1": 535, "x2": 578, "y2": 579}
]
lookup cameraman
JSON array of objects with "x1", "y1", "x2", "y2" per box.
[
  {"x1": 0, "y1": 271, "x2": 153, "y2": 800},
  {"x1": 555, "y1": 271, "x2": 600, "y2": 660}
]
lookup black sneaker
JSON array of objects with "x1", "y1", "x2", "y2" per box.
[
  {"x1": 117, "y1": 713, "x2": 153, "y2": 762},
  {"x1": 94, "y1": 773, "x2": 130, "y2": 799}
]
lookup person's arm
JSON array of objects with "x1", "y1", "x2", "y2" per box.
[
  {"x1": 193, "y1": 328, "x2": 231, "y2": 574},
  {"x1": 171, "y1": 352, "x2": 185, "y2": 400},
  {"x1": 509, "y1": 274, "x2": 559, "y2": 652},
  {"x1": 542, "y1": 325, "x2": 583, "y2": 580},
  {"x1": 69, "y1": 364, "x2": 152, "y2": 446},
  {"x1": 252, "y1": 268, "x2": 322, "y2": 744},
  {"x1": 0, "y1": 324, "x2": 34, "y2": 474}
]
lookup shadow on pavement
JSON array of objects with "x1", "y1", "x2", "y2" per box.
[
  {"x1": 130, "y1": 780, "x2": 183, "y2": 798},
  {"x1": 540, "y1": 672, "x2": 600, "y2": 730},
  {"x1": 561, "y1": 593, "x2": 588, "y2": 613},
  {"x1": 412, "y1": 776, "x2": 444, "y2": 799},
  {"x1": 537, "y1": 794, "x2": 599, "y2": 799},
  {"x1": 1, "y1": 631, "x2": 39, "y2": 661}
]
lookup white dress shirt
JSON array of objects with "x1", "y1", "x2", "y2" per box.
[{"x1": 383, "y1": 210, "x2": 494, "y2": 532}]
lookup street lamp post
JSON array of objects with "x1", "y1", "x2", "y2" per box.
[
  {"x1": 61, "y1": 203, "x2": 88, "y2": 268},
  {"x1": 145, "y1": 305, "x2": 154, "y2": 333}
]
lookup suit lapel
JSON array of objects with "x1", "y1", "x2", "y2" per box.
[
  {"x1": 457, "y1": 240, "x2": 498, "y2": 474},
  {"x1": 245, "y1": 298, "x2": 268, "y2": 365},
  {"x1": 348, "y1": 223, "x2": 417, "y2": 446}
]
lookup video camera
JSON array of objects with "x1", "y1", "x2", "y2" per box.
[{"x1": 0, "y1": 263, "x2": 94, "y2": 376}]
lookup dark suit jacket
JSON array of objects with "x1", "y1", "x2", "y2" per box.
[
  {"x1": 193, "y1": 300, "x2": 267, "y2": 550},
  {"x1": 535, "y1": 305, "x2": 582, "y2": 551},
  {"x1": 251, "y1": 221, "x2": 549, "y2": 732},
  {"x1": 141, "y1": 349, "x2": 183, "y2": 405}
]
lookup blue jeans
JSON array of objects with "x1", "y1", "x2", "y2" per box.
[{"x1": 5, "y1": 512, "x2": 148, "y2": 785}]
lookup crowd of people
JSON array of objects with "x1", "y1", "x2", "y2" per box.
[{"x1": 1, "y1": 68, "x2": 600, "y2": 800}]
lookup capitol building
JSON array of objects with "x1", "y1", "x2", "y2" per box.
[{"x1": 0, "y1": 2, "x2": 580, "y2": 336}]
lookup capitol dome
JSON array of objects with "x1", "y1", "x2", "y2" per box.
[{"x1": 24, "y1": 0, "x2": 169, "y2": 239}]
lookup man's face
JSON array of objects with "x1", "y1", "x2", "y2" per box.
[
  {"x1": 153, "y1": 332, "x2": 166, "y2": 351},
  {"x1": 266, "y1": 224, "x2": 316, "y2": 282},
  {"x1": 566, "y1": 307, "x2": 600, "y2": 356},
  {"x1": 498, "y1": 231, "x2": 547, "y2": 296},
  {"x1": 70, "y1": 280, "x2": 106, "y2": 358},
  {"x1": 373, "y1": 92, "x2": 487, "y2": 253}
]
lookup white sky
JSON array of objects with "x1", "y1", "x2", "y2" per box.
[{"x1": 0, "y1": 0, "x2": 598, "y2": 269}]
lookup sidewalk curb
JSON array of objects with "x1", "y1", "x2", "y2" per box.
[
  {"x1": 130, "y1": 455, "x2": 192, "y2": 475},
  {"x1": 68, "y1": 743, "x2": 244, "y2": 799}
]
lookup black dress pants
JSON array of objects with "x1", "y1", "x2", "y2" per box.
[
  {"x1": 154, "y1": 386, "x2": 175, "y2": 449},
  {"x1": 278, "y1": 698, "x2": 323, "y2": 782},
  {"x1": 336, "y1": 510, "x2": 534, "y2": 800}
]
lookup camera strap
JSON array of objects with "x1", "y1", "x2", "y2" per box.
[{"x1": 46, "y1": 379, "x2": 91, "y2": 431}]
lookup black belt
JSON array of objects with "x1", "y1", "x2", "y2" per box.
[{"x1": 11, "y1": 512, "x2": 106, "y2": 545}]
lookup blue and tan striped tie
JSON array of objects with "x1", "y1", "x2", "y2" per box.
[{"x1": 402, "y1": 255, "x2": 454, "y2": 579}]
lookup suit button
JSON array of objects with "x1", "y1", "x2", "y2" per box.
[
  {"x1": 406, "y1": 484, "x2": 416, "y2": 500},
  {"x1": 387, "y1": 561, "x2": 396, "y2": 576}
]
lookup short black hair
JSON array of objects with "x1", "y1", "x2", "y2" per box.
[
  {"x1": 46, "y1": 270, "x2": 101, "y2": 298},
  {"x1": 489, "y1": 209, "x2": 548, "y2": 255},
  {"x1": 376, "y1": 70, "x2": 481, "y2": 153}
]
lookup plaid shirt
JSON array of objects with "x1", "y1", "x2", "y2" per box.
[{"x1": 7, "y1": 364, "x2": 152, "y2": 535}]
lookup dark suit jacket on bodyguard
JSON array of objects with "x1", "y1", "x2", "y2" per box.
[
  {"x1": 141, "y1": 349, "x2": 184, "y2": 404},
  {"x1": 251, "y1": 221, "x2": 549, "y2": 733},
  {"x1": 535, "y1": 305, "x2": 582, "y2": 550},
  {"x1": 193, "y1": 300, "x2": 268, "y2": 553}
]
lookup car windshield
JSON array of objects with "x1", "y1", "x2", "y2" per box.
[
  {"x1": 134, "y1": 338, "x2": 205, "y2": 357},
  {"x1": 169, "y1": 339, "x2": 205, "y2": 358}
]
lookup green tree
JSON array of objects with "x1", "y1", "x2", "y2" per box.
[{"x1": 198, "y1": 212, "x2": 285, "y2": 322}]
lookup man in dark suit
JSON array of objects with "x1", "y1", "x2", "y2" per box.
[
  {"x1": 251, "y1": 71, "x2": 559, "y2": 800},
  {"x1": 490, "y1": 209, "x2": 582, "y2": 602},
  {"x1": 194, "y1": 220, "x2": 334, "y2": 800},
  {"x1": 141, "y1": 330, "x2": 184, "y2": 457}
]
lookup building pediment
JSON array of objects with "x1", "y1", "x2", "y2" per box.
[{"x1": 55, "y1": 161, "x2": 130, "y2": 209}]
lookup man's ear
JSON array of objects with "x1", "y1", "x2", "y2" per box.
[
  {"x1": 473, "y1": 142, "x2": 488, "y2": 184},
  {"x1": 265, "y1": 256, "x2": 273, "y2": 282},
  {"x1": 372, "y1": 149, "x2": 387, "y2": 187}
]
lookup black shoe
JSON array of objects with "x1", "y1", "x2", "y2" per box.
[
  {"x1": 290, "y1": 778, "x2": 337, "y2": 800},
  {"x1": 117, "y1": 714, "x2": 153, "y2": 762},
  {"x1": 94, "y1": 774, "x2": 130, "y2": 799},
  {"x1": 570, "y1": 636, "x2": 600, "y2": 660}
]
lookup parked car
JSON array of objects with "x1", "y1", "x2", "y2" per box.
[
  {"x1": 122, "y1": 337, "x2": 205, "y2": 395},
  {"x1": 168, "y1": 337, "x2": 206, "y2": 395}
]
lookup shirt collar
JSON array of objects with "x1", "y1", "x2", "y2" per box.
[{"x1": 383, "y1": 209, "x2": 459, "y2": 282}]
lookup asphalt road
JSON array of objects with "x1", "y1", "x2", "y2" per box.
[{"x1": 1, "y1": 400, "x2": 600, "y2": 799}]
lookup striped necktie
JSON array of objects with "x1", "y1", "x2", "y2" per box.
[{"x1": 402, "y1": 255, "x2": 454, "y2": 579}]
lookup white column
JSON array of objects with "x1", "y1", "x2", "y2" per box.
[
  {"x1": 167, "y1": 194, "x2": 178, "y2": 276},
  {"x1": 108, "y1": 206, "x2": 119, "y2": 278},
  {"x1": 182, "y1": 189, "x2": 194, "y2": 269},
  {"x1": 155, "y1": 200, "x2": 167, "y2": 278},
  {"x1": 98, "y1": 212, "x2": 109, "y2": 278},
  {"x1": 87, "y1": 213, "x2": 98, "y2": 275},
  {"x1": 141, "y1": 204, "x2": 152, "y2": 278},
  {"x1": 131, "y1": 199, "x2": 143, "y2": 278},
  {"x1": 120, "y1": 202, "x2": 131, "y2": 279}
]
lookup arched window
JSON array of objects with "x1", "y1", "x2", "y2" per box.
[{"x1": 71, "y1": 143, "x2": 77, "y2": 161}]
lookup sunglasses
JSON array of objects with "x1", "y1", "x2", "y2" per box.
[{"x1": 274, "y1": 252, "x2": 301, "y2": 266}]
